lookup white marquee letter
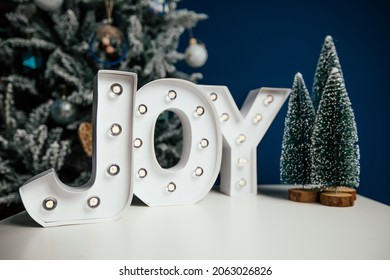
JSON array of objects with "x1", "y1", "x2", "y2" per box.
[
  {"x1": 133, "y1": 79, "x2": 222, "y2": 206},
  {"x1": 19, "y1": 70, "x2": 136, "y2": 227},
  {"x1": 199, "y1": 85, "x2": 290, "y2": 196}
]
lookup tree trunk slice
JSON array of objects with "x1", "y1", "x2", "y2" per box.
[
  {"x1": 323, "y1": 186, "x2": 357, "y2": 200},
  {"x1": 288, "y1": 188, "x2": 319, "y2": 203},
  {"x1": 338, "y1": 186, "x2": 357, "y2": 200},
  {"x1": 320, "y1": 192, "x2": 354, "y2": 207}
]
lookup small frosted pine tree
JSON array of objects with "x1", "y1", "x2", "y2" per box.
[
  {"x1": 312, "y1": 35, "x2": 343, "y2": 112},
  {"x1": 310, "y1": 67, "x2": 360, "y2": 188},
  {"x1": 280, "y1": 73, "x2": 315, "y2": 187}
]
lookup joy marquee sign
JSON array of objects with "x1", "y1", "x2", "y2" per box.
[{"x1": 19, "y1": 70, "x2": 290, "y2": 227}]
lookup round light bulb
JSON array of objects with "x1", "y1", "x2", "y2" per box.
[
  {"x1": 134, "y1": 138, "x2": 143, "y2": 148},
  {"x1": 107, "y1": 164, "x2": 120, "y2": 176},
  {"x1": 253, "y1": 113, "x2": 263, "y2": 124},
  {"x1": 138, "y1": 104, "x2": 147, "y2": 115},
  {"x1": 138, "y1": 168, "x2": 147, "y2": 178},
  {"x1": 237, "y1": 134, "x2": 247, "y2": 144},
  {"x1": 264, "y1": 95, "x2": 274, "y2": 105},
  {"x1": 88, "y1": 196, "x2": 100, "y2": 208},
  {"x1": 200, "y1": 138, "x2": 209, "y2": 148},
  {"x1": 194, "y1": 167, "x2": 204, "y2": 177},
  {"x1": 221, "y1": 113, "x2": 230, "y2": 122},
  {"x1": 237, "y1": 179, "x2": 247, "y2": 189},
  {"x1": 110, "y1": 123, "x2": 122, "y2": 136},
  {"x1": 167, "y1": 90, "x2": 177, "y2": 100},
  {"x1": 210, "y1": 92, "x2": 218, "y2": 101},
  {"x1": 195, "y1": 106, "x2": 205, "y2": 116},
  {"x1": 110, "y1": 83, "x2": 123, "y2": 95},
  {"x1": 42, "y1": 197, "x2": 57, "y2": 210},
  {"x1": 167, "y1": 182, "x2": 176, "y2": 192},
  {"x1": 237, "y1": 158, "x2": 249, "y2": 166}
]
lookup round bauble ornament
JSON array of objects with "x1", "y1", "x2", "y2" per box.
[
  {"x1": 34, "y1": 0, "x2": 63, "y2": 12},
  {"x1": 50, "y1": 98, "x2": 78, "y2": 126},
  {"x1": 185, "y1": 38, "x2": 208, "y2": 68},
  {"x1": 148, "y1": 0, "x2": 175, "y2": 15},
  {"x1": 89, "y1": 23, "x2": 128, "y2": 66}
]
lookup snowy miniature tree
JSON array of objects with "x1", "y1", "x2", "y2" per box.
[
  {"x1": 310, "y1": 67, "x2": 360, "y2": 188},
  {"x1": 0, "y1": 0, "x2": 207, "y2": 210},
  {"x1": 311, "y1": 35, "x2": 343, "y2": 112},
  {"x1": 280, "y1": 73, "x2": 315, "y2": 187}
]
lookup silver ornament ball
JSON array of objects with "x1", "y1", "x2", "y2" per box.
[
  {"x1": 50, "y1": 98, "x2": 78, "y2": 126},
  {"x1": 34, "y1": 0, "x2": 63, "y2": 12},
  {"x1": 185, "y1": 38, "x2": 208, "y2": 68}
]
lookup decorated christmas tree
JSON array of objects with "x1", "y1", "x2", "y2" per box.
[
  {"x1": 280, "y1": 72, "x2": 315, "y2": 187},
  {"x1": 310, "y1": 67, "x2": 360, "y2": 189},
  {"x1": 311, "y1": 35, "x2": 343, "y2": 112},
  {"x1": 0, "y1": 0, "x2": 207, "y2": 214}
]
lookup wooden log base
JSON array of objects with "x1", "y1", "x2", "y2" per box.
[
  {"x1": 288, "y1": 188, "x2": 319, "y2": 203},
  {"x1": 320, "y1": 192, "x2": 354, "y2": 207},
  {"x1": 323, "y1": 186, "x2": 357, "y2": 200}
]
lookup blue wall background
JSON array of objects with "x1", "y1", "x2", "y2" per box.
[{"x1": 178, "y1": 0, "x2": 390, "y2": 205}]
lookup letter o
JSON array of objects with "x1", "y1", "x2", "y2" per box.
[{"x1": 133, "y1": 79, "x2": 222, "y2": 206}]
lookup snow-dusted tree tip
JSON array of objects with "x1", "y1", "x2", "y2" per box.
[
  {"x1": 311, "y1": 34, "x2": 343, "y2": 112},
  {"x1": 294, "y1": 72, "x2": 302, "y2": 79},
  {"x1": 325, "y1": 35, "x2": 333, "y2": 43}
]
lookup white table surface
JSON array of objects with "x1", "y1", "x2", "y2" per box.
[{"x1": 0, "y1": 185, "x2": 389, "y2": 260}]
